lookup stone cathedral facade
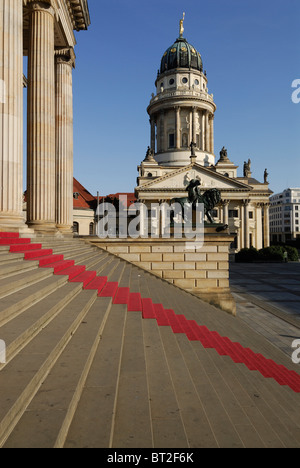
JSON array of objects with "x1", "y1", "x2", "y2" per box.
[
  {"x1": 0, "y1": 0, "x2": 90, "y2": 235},
  {"x1": 136, "y1": 18, "x2": 272, "y2": 252}
]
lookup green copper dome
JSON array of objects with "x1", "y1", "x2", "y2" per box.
[{"x1": 159, "y1": 37, "x2": 203, "y2": 76}]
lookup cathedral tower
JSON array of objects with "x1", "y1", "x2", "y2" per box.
[{"x1": 147, "y1": 14, "x2": 216, "y2": 167}]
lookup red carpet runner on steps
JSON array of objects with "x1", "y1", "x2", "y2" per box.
[{"x1": 1, "y1": 232, "x2": 300, "y2": 393}]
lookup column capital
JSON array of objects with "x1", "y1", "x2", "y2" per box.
[
  {"x1": 242, "y1": 199, "x2": 250, "y2": 207},
  {"x1": 55, "y1": 48, "x2": 76, "y2": 69},
  {"x1": 221, "y1": 199, "x2": 230, "y2": 206},
  {"x1": 24, "y1": 0, "x2": 56, "y2": 17}
]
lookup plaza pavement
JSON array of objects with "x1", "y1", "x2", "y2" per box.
[{"x1": 230, "y1": 262, "x2": 300, "y2": 358}]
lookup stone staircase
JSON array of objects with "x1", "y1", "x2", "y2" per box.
[{"x1": 0, "y1": 232, "x2": 300, "y2": 448}]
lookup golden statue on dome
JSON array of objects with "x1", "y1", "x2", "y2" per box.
[{"x1": 179, "y1": 12, "x2": 185, "y2": 37}]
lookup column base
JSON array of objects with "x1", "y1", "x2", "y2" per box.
[
  {"x1": 56, "y1": 224, "x2": 74, "y2": 237},
  {"x1": 0, "y1": 214, "x2": 34, "y2": 236},
  {"x1": 26, "y1": 220, "x2": 58, "y2": 236}
]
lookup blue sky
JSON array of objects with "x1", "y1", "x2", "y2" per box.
[{"x1": 68, "y1": 0, "x2": 298, "y2": 196}]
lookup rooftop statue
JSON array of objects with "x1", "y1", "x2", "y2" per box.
[
  {"x1": 219, "y1": 146, "x2": 228, "y2": 161},
  {"x1": 179, "y1": 12, "x2": 185, "y2": 37},
  {"x1": 264, "y1": 168, "x2": 269, "y2": 183},
  {"x1": 144, "y1": 146, "x2": 155, "y2": 162},
  {"x1": 243, "y1": 159, "x2": 252, "y2": 178}
]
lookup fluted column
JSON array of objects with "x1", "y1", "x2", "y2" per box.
[
  {"x1": 222, "y1": 200, "x2": 229, "y2": 226},
  {"x1": 0, "y1": 0, "x2": 25, "y2": 231},
  {"x1": 240, "y1": 202, "x2": 245, "y2": 249},
  {"x1": 150, "y1": 117, "x2": 156, "y2": 152},
  {"x1": 263, "y1": 203, "x2": 270, "y2": 248},
  {"x1": 192, "y1": 107, "x2": 197, "y2": 144},
  {"x1": 27, "y1": 1, "x2": 56, "y2": 233},
  {"x1": 244, "y1": 200, "x2": 250, "y2": 248},
  {"x1": 55, "y1": 48, "x2": 75, "y2": 235},
  {"x1": 158, "y1": 111, "x2": 165, "y2": 152},
  {"x1": 255, "y1": 203, "x2": 263, "y2": 250},
  {"x1": 175, "y1": 106, "x2": 180, "y2": 149},
  {"x1": 201, "y1": 111, "x2": 205, "y2": 151},
  {"x1": 205, "y1": 110, "x2": 210, "y2": 152},
  {"x1": 209, "y1": 114, "x2": 214, "y2": 154}
]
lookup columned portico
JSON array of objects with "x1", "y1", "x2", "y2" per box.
[
  {"x1": 0, "y1": 0, "x2": 25, "y2": 231},
  {"x1": 26, "y1": 0, "x2": 56, "y2": 233},
  {"x1": 0, "y1": 0, "x2": 90, "y2": 235}
]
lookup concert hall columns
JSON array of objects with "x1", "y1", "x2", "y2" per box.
[
  {"x1": 26, "y1": 0, "x2": 57, "y2": 233},
  {"x1": 0, "y1": 0, "x2": 26, "y2": 231},
  {"x1": 55, "y1": 48, "x2": 75, "y2": 235}
]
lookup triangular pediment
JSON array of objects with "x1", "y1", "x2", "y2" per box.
[{"x1": 137, "y1": 164, "x2": 251, "y2": 192}]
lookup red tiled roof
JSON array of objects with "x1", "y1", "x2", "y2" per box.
[
  {"x1": 73, "y1": 178, "x2": 97, "y2": 209},
  {"x1": 73, "y1": 179, "x2": 136, "y2": 210},
  {"x1": 100, "y1": 193, "x2": 136, "y2": 208}
]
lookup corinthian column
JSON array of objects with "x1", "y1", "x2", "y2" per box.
[
  {"x1": 209, "y1": 114, "x2": 214, "y2": 154},
  {"x1": 205, "y1": 111, "x2": 210, "y2": 152},
  {"x1": 175, "y1": 106, "x2": 180, "y2": 149},
  {"x1": 245, "y1": 201, "x2": 250, "y2": 248},
  {"x1": 150, "y1": 117, "x2": 156, "y2": 152},
  {"x1": 263, "y1": 203, "x2": 270, "y2": 248},
  {"x1": 222, "y1": 200, "x2": 229, "y2": 226},
  {"x1": 55, "y1": 48, "x2": 75, "y2": 235},
  {"x1": 0, "y1": 0, "x2": 25, "y2": 231},
  {"x1": 26, "y1": 0, "x2": 56, "y2": 233}
]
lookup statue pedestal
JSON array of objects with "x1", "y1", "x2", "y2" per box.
[{"x1": 90, "y1": 227, "x2": 236, "y2": 316}]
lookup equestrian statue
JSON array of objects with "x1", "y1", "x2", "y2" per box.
[{"x1": 170, "y1": 179, "x2": 222, "y2": 225}]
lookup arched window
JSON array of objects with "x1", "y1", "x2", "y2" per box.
[
  {"x1": 169, "y1": 133, "x2": 175, "y2": 148},
  {"x1": 73, "y1": 222, "x2": 79, "y2": 234},
  {"x1": 89, "y1": 223, "x2": 94, "y2": 236}
]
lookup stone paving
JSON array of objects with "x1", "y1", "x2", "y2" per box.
[{"x1": 230, "y1": 262, "x2": 300, "y2": 358}]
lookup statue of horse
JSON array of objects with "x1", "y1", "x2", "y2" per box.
[{"x1": 170, "y1": 179, "x2": 221, "y2": 224}]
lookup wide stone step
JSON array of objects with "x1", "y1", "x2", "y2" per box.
[
  {"x1": 62, "y1": 249, "x2": 102, "y2": 264},
  {"x1": 63, "y1": 303, "x2": 127, "y2": 448},
  {"x1": 3, "y1": 296, "x2": 113, "y2": 448},
  {"x1": 191, "y1": 341, "x2": 300, "y2": 448},
  {"x1": 0, "y1": 259, "x2": 40, "y2": 279},
  {"x1": 0, "y1": 289, "x2": 98, "y2": 447},
  {"x1": 0, "y1": 275, "x2": 68, "y2": 329},
  {"x1": 0, "y1": 281, "x2": 83, "y2": 368},
  {"x1": 1, "y1": 253, "x2": 131, "y2": 448},
  {"x1": 40, "y1": 244, "x2": 97, "y2": 256},
  {"x1": 0, "y1": 268, "x2": 53, "y2": 300},
  {"x1": 0, "y1": 252, "x2": 27, "y2": 265},
  {"x1": 64, "y1": 261, "x2": 142, "y2": 448}
]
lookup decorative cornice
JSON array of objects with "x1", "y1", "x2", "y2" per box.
[
  {"x1": 67, "y1": 0, "x2": 91, "y2": 31},
  {"x1": 24, "y1": 0, "x2": 91, "y2": 31}
]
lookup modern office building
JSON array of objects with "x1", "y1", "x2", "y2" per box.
[{"x1": 270, "y1": 188, "x2": 300, "y2": 243}]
